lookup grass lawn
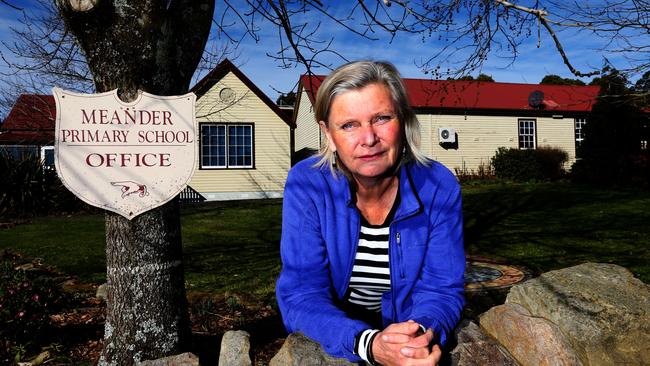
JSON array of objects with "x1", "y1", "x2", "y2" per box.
[
  {"x1": 0, "y1": 182, "x2": 648, "y2": 300},
  {"x1": 463, "y1": 182, "x2": 650, "y2": 282}
]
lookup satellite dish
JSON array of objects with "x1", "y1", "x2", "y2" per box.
[{"x1": 528, "y1": 90, "x2": 545, "y2": 108}]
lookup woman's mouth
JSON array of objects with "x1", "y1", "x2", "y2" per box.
[{"x1": 357, "y1": 152, "x2": 384, "y2": 161}]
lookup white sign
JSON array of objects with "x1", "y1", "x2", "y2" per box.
[{"x1": 53, "y1": 87, "x2": 197, "y2": 219}]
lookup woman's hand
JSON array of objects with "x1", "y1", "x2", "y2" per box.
[{"x1": 371, "y1": 320, "x2": 442, "y2": 366}]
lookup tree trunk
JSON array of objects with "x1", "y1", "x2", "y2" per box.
[
  {"x1": 102, "y1": 200, "x2": 190, "y2": 365},
  {"x1": 54, "y1": 1, "x2": 214, "y2": 364}
]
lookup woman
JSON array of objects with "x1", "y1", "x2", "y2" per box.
[{"x1": 276, "y1": 61, "x2": 465, "y2": 366}]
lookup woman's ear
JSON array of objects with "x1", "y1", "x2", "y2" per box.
[{"x1": 319, "y1": 121, "x2": 336, "y2": 152}]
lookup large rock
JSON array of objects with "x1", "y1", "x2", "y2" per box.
[
  {"x1": 480, "y1": 303, "x2": 583, "y2": 366},
  {"x1": 506, "y1": 263, "x2": 650, "y2": 366},
  {"x1": 139, "y1": 352, "x2": 199, "y2": 366},
  {"x1": 448, "y1": 319, "x2": 520, "y2": 366},
  {"x1": 269, "y1": 333, "x2": 356, "y2": 366},
  {"x1": 96, "y1": 283, "x2": 108, "y2": 301},
  {"x1": 218, "y1": 330, "x2": 252, "y2": 366}
]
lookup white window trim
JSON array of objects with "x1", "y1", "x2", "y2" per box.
[
  {"x1": 575, "y1": 117, "x2": 587, "y2": 147},
  {"x1": 200, "y1": 123, "x2": 254, "y2": 169},
  {"x1": 40, "y1": 145, "x2": 54, "y2": 167},
  {"x1": 518, "y1": 119, "x2": 536, "y2": 150}
]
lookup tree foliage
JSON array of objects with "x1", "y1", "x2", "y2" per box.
[
  {"x1": 572, "y1": 68, "x2": 650, "y2": 186},
  {"x1": 540, "y1": 74, "x2": 585, "y2": 86},
  {"x1": 453, "y1": 73, "x2": 495, "y2": 82}
]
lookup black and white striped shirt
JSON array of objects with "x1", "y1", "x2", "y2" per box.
[
  {"x1": 349, "y1": 195, "x2": 399, "y2": 364},
  {"x1": 347, "y1": 223, "x2": 391, "y2": 311}
]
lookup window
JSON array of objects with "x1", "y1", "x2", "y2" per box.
[
  {"x1": 518, "y1": 119, "x2": 536, "y2": 149},
  {"x1": 575, "y1": 118, "x2": 587, "y2": 148},
  {"x1": 41, "y1": 146, "x2": 55, "y2": 168},
  {"x1": 1, "y1": 145, "x2": 38, "y2": 161},
  {"x1": 200, "y1": 123, "x2": 253, "y2": 169}
]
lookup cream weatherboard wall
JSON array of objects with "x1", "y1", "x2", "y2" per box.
[
  {"x1": 419, "y1": 113, "x2": 577, "y2": 173},
  {"x1": 189, "y1": 71, "x2": 291, "y2": 200},
  {"x1": 294, "y1": 88, "x2": 321, "y2": 152}
]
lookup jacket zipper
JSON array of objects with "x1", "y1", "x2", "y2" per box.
[{"x1": 395, "y1": 232, "x2": 405, "y2": 279}]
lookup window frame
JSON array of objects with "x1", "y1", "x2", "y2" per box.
[
  {"x1": 574, "y1": 117, "x2": 587, "y2": 149},
  {"x1": 199, "y1": 122, "x2": 255, "y2": 170},
  {"x1": 41, "y1": 145, "x2": 55, "y2": 169},
  {"x1": 518, "y1": 118, "x2": 537, "y2": 150}
]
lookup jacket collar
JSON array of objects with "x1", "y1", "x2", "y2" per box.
[
  {"x1": 395, "y1": 162, "x2": 423, "y2": 221},
  {"x1": 340, "y1": 162, "x2": 423, "y2": 220}
]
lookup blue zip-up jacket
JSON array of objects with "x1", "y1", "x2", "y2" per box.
[{"x1": 276, "y1": 156, "x2": 465, "y2": 362}]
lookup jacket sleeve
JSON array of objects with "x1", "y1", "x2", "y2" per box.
[
  {"x1": 276, "y1": 167, "x2": 370, "y2": 361},
  {"x1": 408, "y1": 174, "x2": 465, "y2": 347}
]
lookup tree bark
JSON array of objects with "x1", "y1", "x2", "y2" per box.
[
  {"x1": 54, "y1": 1, "x2": 214, "y2": 364},
  {"x1": 102, "y1": 199, "x2": 190, "y2": 365}
]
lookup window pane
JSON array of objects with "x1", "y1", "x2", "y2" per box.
[
  {"x1": 222, "y1": 124, "x2": 253, "y2": 167},
  {"x1": 518, "y1": 119, "x2": 536, "y2": 150},
  {"x1": 200, "y1": 124, "x2": 226, "y2": 167}
]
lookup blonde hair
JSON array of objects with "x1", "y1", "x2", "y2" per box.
[{"x1": 313, "y1": 60, "x2": 428, "y2": 174}]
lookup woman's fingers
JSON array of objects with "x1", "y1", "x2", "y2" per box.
[
  {"x1": 404, "y1": 329, "x2": 434, "y2": 348},
  {"x1": 384, "y1": 320, "x2": 421, "y2": 334},
  {"x1": 401, "y1": 345, "x2": 442, "y2": 366},
  {"x1": 373, "y1": 323, "x2": 442, "y2": 365},
  {"x1": 381, "y1": 332, "x2": 414, "y2": 344},
  {"x1": 399, "y1": 346, "x2": 430, "y2": 359}
]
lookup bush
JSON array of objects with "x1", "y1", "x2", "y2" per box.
[
  {"x1": 491, "y1": 146, "x2": 568, "y2": 182},
  {"x1": 0, "y1": 151, "x2": 88, "y2": 218},
  {"x1": 0, "y1": 254, "x2": 69, "y2": 363},
  {"x1": 454, "y1": 160, "x2": 496, "y2": 184},
  {"x1": 0, "y1": 152, "x2": 51, "y2": 217},
  {"x1": 572, "y1": 150, "x2": 650, "y2": 188},
  {"x1": 534, "y1": 146, "x2": 569, "y2": 180}
]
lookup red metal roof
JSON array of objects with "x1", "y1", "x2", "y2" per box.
[
  {"x1": 1, "y1": 60, "x2": 294, "y2": 145},
  {"x1": 0, "y1": 94, "x2": 56, "y2": 145},
  {"x1": 299, "y1": 75, "x2": 599, "y2": 113}
]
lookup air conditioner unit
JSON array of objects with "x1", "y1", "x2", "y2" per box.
[{"x1": 438, "y1": 127, "x2": 456, "y2": 144}]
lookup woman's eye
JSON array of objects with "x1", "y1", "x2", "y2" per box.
[{"x1": 376, "y1": 115, "x2": 392, "y2": 123}]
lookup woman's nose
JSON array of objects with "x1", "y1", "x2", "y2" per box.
[{"x1": 360, "y1": 124, "x2": 379, "y2": 146}]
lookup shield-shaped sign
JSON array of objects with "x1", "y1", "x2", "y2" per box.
[{"x1": 53, "y1": 87, "x2": 197, "y2": 219}]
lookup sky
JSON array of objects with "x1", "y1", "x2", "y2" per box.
[
  {"x1": 219, "y1": 1, "x2": 639, "y2": 101},
  {"x1": 0, "y1": 0, "x2": 645, "y2": 110}
]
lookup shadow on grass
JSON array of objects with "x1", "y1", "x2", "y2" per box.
[
  {"x1": 463, "y1": 183, "x2": 650, "y2": 282},
  {"x1": 180, "y1": 199, "x2": 283, "y2": 295}
]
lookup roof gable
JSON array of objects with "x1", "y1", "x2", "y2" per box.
[
  {"x1": 192, "y1": 59, "x2": 294, "y2": 127},
  {"x1": 2, "y1": 94, "x2": 55, "y2": 131},
  {"x1": 299, "y1": 75, "x2": 599, "y2": 114},
  {"x1": 0, "y1": 94, "x2": 56, "y2": 145}
]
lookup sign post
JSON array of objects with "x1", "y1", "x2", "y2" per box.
[{"x1": 53, "y1": 88, "x2": 197, "y2": 219}]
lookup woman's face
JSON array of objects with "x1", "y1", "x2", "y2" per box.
[{"x1": 321, "y1": 83, "x2": 402, "y2": 182}]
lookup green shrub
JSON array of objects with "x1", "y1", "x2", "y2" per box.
[
  {"x1": 572, "y1": 150, "x2": 650, "y2": 188},
  {"x1": 0, "y1": 151, "x2": 87, "y2": 218},
  {"x1": 491, "y1": 146, "x2": 568, "y2": 182},
  {"x1": 454, "y1": 160, "x2": 496, "y2": 184},
  {"x1": 0, "y1": 151, "x2": 51, "y2": 216},
  {"x1": 0, "y1": 254, "x2": 69, "y2": 362},
  {"x1": 535, "y1": 146, "x2": 569, "y2": 180},
  {"x1": 491, "y1": 147, "x2": 541, "y2": 181}
]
